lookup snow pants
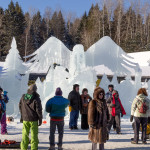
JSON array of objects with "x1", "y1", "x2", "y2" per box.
[
  {"x1": 133, "y1": 117, "x2": 148, "y2": 143},
  {"x1": 108, "y1": 114, "x2": 120, "y2": 133},
  {"x1": 0, "y1": 112, "x2": 7, "y2": 134},
  {"x1": 49, "y1": 120, "x2": 64, "y2": 147},
  {"x1": 21, "y1": 121, "x2": 39, "y2": 150},
  {"x1": 92, "y1": 143, "x2": 104, "y2": 150},
  {"x1": 69, "y1": 110, "x2": 79, "y2": 128}
]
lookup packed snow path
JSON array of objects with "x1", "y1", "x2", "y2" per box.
[{"x1": 1, "y1": 118, "x2": 150, "y2": 150}]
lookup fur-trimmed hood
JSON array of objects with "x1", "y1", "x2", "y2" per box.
[{"x1": 93, "y1": 87, "x2": 105, "y2": 100}]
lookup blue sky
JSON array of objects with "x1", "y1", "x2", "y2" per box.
[{"x1": 0, "y1": 0, "x2": 96, "y2": 17}]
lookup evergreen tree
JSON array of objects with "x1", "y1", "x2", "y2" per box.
[
  {"x1": 57, "y1": 11, "x2": 66, "y2": 43},
  {"x1": 76, "y1": 12, "x2": 87, "y2": 46},
  {"x1": 51, "y1": 11, "x2": 66, "y2": 44},
  {"x1": 0, "y1": 7, "x2": 6, "y2": 57},
  {"x1": 51, "y1": 11, "x2": 58, "y2": 37},
  {"x1": 31, "y1": 11, "x2": 43, "y2": 50},
  {"x1": 1, "y1": 1, "x2": 25, "y2": 55}
]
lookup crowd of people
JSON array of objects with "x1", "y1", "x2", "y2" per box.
[{"x1": 0, "y1": 83, "x2": 150, "y2": 150}]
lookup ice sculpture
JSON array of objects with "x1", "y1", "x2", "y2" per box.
[
  {"x1": 69, "y1": 44, "x2": 86, "y2": 76},
  {"x1": 3, "y1": 37, "x2": 26, "y2": 74},
  {"x1": 1, "y1": 36, "x2": 148, "y2": 118},
  {"x1": 26, "y1": 37, "x2": 71, "y2": 72},
  {"x1": 99, "y1": 74, "x2": 111, "y2": 92},
  {"x1": 134, "y1": 67, "x2": 142, "y2": 92},
  {"x1": 148, "y1": 80, "x2": 150, "y2": 95},
  {"x1": 119, "y1": 75, "x2": 136, "y2": 115},
  {"x1": 111, "y1": 74, "x2": 119, "y2": 90},
  {"x1": 1, "y1": 38, "x2": 29, "y2": 116},
  {"x1": 85, "y1": 36, "x2": 139, "y2": 76}
]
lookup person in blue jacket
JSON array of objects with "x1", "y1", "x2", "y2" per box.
[
  {"x1": 0, "y1": 87, "x2": 9, "y2": 135},
  {"x1": 46, "y1": 87, "x2": 69, "y2": 150}
]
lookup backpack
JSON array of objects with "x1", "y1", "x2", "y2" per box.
[{"x1": 137, "y1": 99, "x2": 148, "y2": 114}]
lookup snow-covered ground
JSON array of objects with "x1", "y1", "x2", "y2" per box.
[{"x1": 1, "y1": 117, "x2": 150, "y2": 150}]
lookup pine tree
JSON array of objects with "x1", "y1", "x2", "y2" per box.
[
  {"x1": 51, "y1": 11, "x2": 58, "y2": 37},
  {"x1": 57, "y1": 11, "x2": 66, "y2": 43},
  {"x1": 76, "y1": 12, "x2": 87, "y2": 45},
  {"x1": 1, "y1": 1, "x2": 25, "y2": 55},
  {"x1": 0, "y1": 7, "x2": 6, "y2": 57},
  {"x1": 31, "y1": 11, "x2": 43, "y2": 50}
]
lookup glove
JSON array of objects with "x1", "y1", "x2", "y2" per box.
[
  {"x1": 121, "y1": 113, "x2": 123, "y2": 117},
  {"x1": 69, "y1": 106, "x2": 72, "y2": 112},
  {"x1": 130, "y1": 115, "x2": 133, "y2": 122},
  {"x1": 90, "y1": 124, "x2": 95, "y2": 128},
  {"x1": 38, "y1": 119, "x2": 42, "y2": 126}
]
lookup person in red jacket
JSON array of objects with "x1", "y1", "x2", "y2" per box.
[{"x1": 107, "y1": 90, "x2": 126, "y2": 134}]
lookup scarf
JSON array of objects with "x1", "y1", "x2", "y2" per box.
[
  {"x1": 24, "y1": 94, "x2": 33, "y2": 100},
  {"x1": 81, "y1": 94, "x2": 90, "y2": 105},
  {"x1": 111, "y1": 93, "x2": 126, "y2": 117}
]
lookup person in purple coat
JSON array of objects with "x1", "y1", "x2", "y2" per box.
[{"x1": 0, "y1": 87, "x2": 9, "y2": 135}]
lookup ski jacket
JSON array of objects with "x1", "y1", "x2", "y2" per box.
[
  {"x1": 68, "y1": 90, "x2": 81, "y2": 111},
  {"x1": 46, "y1": 96, "x2": 69, "y2": 118},
  {"x1": 131, "y1": 94, "x2": 150, "y2": 118},
  {"x1": 19, "y1": 92, "x2": 43, "y2": 122}
]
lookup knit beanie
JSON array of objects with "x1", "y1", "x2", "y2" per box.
[{"x1": 55, "y1": 87, "x2": 62, "y2": 96}]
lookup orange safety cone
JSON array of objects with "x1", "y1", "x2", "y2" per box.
[
  {"x1": 43, "y1": 120, "x2": 47, "y2": 124},
  {"x1": 6, "y1": 117, "x2": 10, "y2": 123}
]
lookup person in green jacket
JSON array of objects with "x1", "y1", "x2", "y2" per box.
[
  {"x1": 19, "y1": 84, "x2": 43, "y2": 150},
  {"x1": 130, "y1": 88, "x2": 150, "y2": 144}
]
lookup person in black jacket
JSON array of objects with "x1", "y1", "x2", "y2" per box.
[
  {"x1": 68, "y1": 84, "x2": 81, "y2": 130},
  {"x1": 19, "y1": 84, "x2": 43, "y2": 150}
]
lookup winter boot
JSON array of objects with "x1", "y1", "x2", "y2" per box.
[
  {"x1": 131, "y1": 141, "x2": 138, "y2": 144},
  {"x1": 48, "y1": 145, "x2": 55, "y2": 150},
  {"x1": 58, "y1": 145, "x2": 63, "y2": 150},
  {"x1": 74, "y1": 126, "x2": 78, "y2": 130},
  {"x1": 142, "y1": 141, "x2": 147, "y2": 144}
]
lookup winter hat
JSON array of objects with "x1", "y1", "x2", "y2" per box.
[
  {"x1": 55, "y1": 87, "x2": 62, "y2": 96},
  {"x1": 73, "y1": 84, "x2": 79, "y2": 90}
]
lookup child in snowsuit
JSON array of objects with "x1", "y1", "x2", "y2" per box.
[
  {"x1": 0, "y1": 87, "x2": 9, "y2": 135},
  {"x1": 19, "y1": 84, "x2": 42, "y2": 150},
  {"x1": 46, "y1": 87, "x2": 69, "y2": 150}
]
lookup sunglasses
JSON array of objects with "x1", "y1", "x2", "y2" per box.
[{"x1": 99, "y1": 93, "x2": 104, "y2": 96}]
